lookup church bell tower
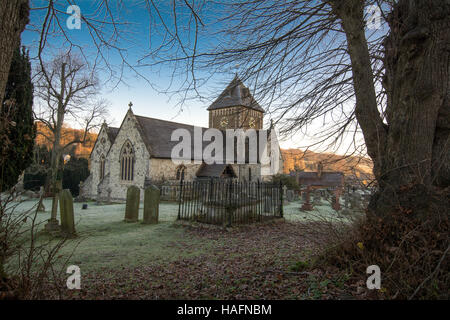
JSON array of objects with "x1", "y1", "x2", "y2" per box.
[{"x1": 208, "y1": 76, "x2": 264, "y2": 130}]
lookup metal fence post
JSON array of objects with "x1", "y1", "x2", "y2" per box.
[
  {"x1": 177, "y1": 177, "x2": 183, "y2": 220},
  {"x1": 279, "y1": 181, "x2": 284, "y2": 218}
]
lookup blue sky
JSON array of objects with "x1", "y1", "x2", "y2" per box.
[
  {"x1": 21, "y1": 0, "x2": 381, "y2": 155},
  {"x1": 22, "y1": 1, "x2": 240, "y2": 130}
]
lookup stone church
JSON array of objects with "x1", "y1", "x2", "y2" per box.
[{"x1": 81, "y1": 76, "x2": 283, "y2": 201}]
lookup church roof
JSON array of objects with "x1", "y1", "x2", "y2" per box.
[
  {"x1": 290, "y1": 171, "x2": 344, "y2": 188},
  {"x1": 134, "y1": 115, "x2": 210, "y2": 159},
  {"x1": 133, "y1": 114, "x2": 270, "y2": 162},
  {"x1": 196, "y1": 164, "x2": 236, "y2": 178},
  {"x1": 106, "y1": 127, "x2": 119, "y2": 143},
  {"x1": 207, "y1": 76, "x2": 265, "y2": 113}
]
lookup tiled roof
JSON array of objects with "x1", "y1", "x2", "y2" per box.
[
  {"x1": 196, "y1": 164, "x2": 236, "y2": 178},
  {"x1": 207, "y1": 76, "x2": 265, "y2": 113},
  {"x1": 135, "y1": 114, "x2": 269, "y2": 162},
  {"x1": 106, "y1": 127, "x2": 119, "y2": 143},
  {"x1": 291, "y1": 171, "x2": 344, "y2": 187},
  {"x1": 134, "y1": 115, "x2": 209, "y2": 159}
]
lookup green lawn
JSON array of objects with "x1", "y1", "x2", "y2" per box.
[
  {"x1": 6, "y1": 198, "x2": 362, "y2": 299},
  {"x1": 8, "y1": 198, "x2": 360, "y2": 273}
]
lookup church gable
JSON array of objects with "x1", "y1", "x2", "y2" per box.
[{"x1": 105, "y1": 109, "x2": 151, "y2": 199}]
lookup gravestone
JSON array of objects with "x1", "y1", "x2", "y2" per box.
[
  {"x1": 143, "y1": 185, "x2": 160, "y2": 224},
  {"x1": 286, "y1": 190, "x2": 295, "y2": 202},
  {"x1": 76, "y1": 182, "x2": 84, "y2": 202},
  {"x1": 124, "y1": 186, "x2": 140, "y2": 222},
  {"x1": 301, "y1": 190, "x2": 308, "y2": 202},
  {"x1": 59, "y1": 189, "x2": 76, "y2": 237},
  {"x1": 332, "y1": 189, "x2": 341, "y2": 211},
  {"x1": 301, "y1": 186, "x2": 313, "y2": 211},
  {"x1": 283, "y1": 186, "x2": 289, "y2": 204}
]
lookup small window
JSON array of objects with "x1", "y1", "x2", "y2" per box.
[{"x1": 248, "y1": 167, "x2": 252, "y2": 181}]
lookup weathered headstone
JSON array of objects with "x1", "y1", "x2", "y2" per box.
[
  {"x1": 143, "y1": 185, "x2": 160, "y2": 224},
  {"x1": 45, "y1": 180, "x2": 62, "y2": 232},
  {"x1": 76, "y1": 182, "x2": 85, "y2": 202},
  {"x1": 301, "y1": 186, "x2": 313, "y2": 211},
  {"x1": 301, "y1": 190, "x2": 307, "y2": 202},
  {"x1": 332, "y1": 189, "x2": 341, "y2": 211},
  {"x1": 124, "y1": 186, "x2": 140, "y2": 222},
  {"x1": 286, "y1": 190, "x2": 295, "y2": 202},
  {"x1": 282, "y1": 186, "x2": 289, "y2": 204},
  {"x1": 59, "y1": 189, "x2": 76, "y2": 236}
]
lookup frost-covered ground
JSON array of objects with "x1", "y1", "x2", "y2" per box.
[{"x1": 8, "y1": 198, "x2": 362, "y2": 274}]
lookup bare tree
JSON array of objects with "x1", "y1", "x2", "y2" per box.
[
  {"x1": 34, "y1": 52, "x2": 108, "y2": 231},
  {"x1": 141, "y1": 0, "x2": 449, "y2": 218}
]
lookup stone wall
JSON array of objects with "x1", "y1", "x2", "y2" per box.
[
  {"x1": 86, "y1": 125, "x2": 112, "y2": 198},
  {"x1": 106, "y1": 110, "x2": 151, "y2": 201},
  {"x1": 149, "y1": 158, "x2": 202, "y2": 181}
]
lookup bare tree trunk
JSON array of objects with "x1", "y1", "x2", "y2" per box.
[
  {"x1": 330, "y1": 0, "x2": 387, "y2": 180},
  {"x1": 0, "y1": 0, "x2": 29, "y2": 107},
  {"x1": 333, "y1": 0, "x2": 449, "y2": 218},
  {"x1": 383, "y1": 0, "x2": 450, "y2": 189}
]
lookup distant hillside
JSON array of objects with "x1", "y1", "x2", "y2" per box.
[
  {"x1": 35, "y1": 122, "x2": 98, "y2": 159},
  {"x1": 281, "y1": 148, "x2": 374, "y2": 180}
]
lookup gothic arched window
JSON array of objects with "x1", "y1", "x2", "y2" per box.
[
  {"x1": 120, "y1": 141, "x2": 135, "y2": 181},
  {"x1": 100, "y1": 154, "x2": 106, "y2": 180},
  {"x1": 176, "y1": 165, "x2": 186, "y2": 180}
]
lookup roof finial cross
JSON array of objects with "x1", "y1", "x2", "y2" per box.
[{"x1": 128, "y1": 101, "x2": 133, "y2": 109}]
